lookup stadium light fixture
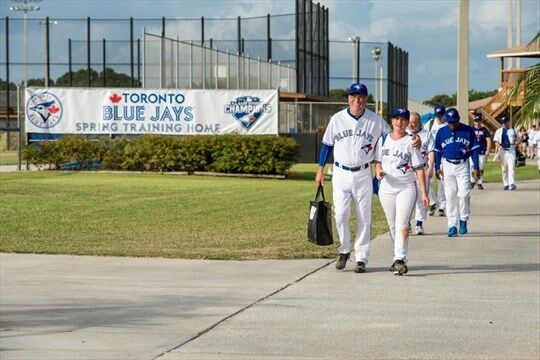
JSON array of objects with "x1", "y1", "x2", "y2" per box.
[{"x1": 10, "y1": 0, "x2": 42, "y2": 87}]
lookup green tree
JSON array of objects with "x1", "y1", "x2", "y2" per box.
[
  {"x1": 0, "y1": 79, "x2": 17, "y2": 90},
  {"x1": 55, "y1": 68, "x2": 100, "y2": 87},
  {"x1": 424, "y1": 94, "x2": 455, "y2": 107},
  {"x1": 509, "y1": 33, "x2": 540, "y2": 125},
  {"x1": 27, "y1": 78, "x2": 55, "y2": 87},
  {"x1": 55, "y1": 68, "x2": 140, "y2": 87}
]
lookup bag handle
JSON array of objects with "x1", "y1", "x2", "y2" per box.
[{"x1": 314, "y1": 184, "x2": 326, "y2": 202}]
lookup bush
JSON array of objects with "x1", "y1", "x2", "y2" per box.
[{"x1": 22, "y1": 135, "x2": 298, "y2": 175}]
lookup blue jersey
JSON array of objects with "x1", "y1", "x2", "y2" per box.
[
  {"x1": 472, "y1": 126, "x2": 491, "y2": 155},
  {"x1": 434, "y1": 123, "x2": 479, "y2": 170}
]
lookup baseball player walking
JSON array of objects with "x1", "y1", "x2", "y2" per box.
[
  {"x1": 493, "y1": 115, "x2": 518, "y2": 190},
  {"x1": 375, "y1": 108, "x2": 429, "y2": 275},
  {"x1": 424, "y1": 104, "x2": 447, "y2": 217},
  {"x1": 469, "y1": 114, "x2": 492, "y2": 190},
  {"x1": 407, "y1": 112, "x2": 434, "y2": 235},
  {"x1": 434, "y1": 108, "x2": 480, "y2": 237}
]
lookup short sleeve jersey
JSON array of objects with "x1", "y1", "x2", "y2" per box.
[
  {"x1": 374, "y1": 134, "x2": 425, "y2": 188},
  {"x1": 423, "y1": 118, "x2": 447, "y2": 140},
  {"x1": 406, "y1": 128, "x2": 433, "y2": 166},
  {"x1": 322, "y1": 108, "x2": 390, "y2": 167},
  {"x1": 472, "y1": 126, "x2": 491, "y2": 154},
  {"x1": 493, "y1": 127, "x2": 517, "y2": 147}
]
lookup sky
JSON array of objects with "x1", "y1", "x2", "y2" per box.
[{"x1": 1, "y1": 0, "x2": 539, "y2": 102}]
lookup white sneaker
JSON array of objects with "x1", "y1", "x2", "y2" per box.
[{"x1": 415, "y1": 225, "x2": 424, "y2": 235}]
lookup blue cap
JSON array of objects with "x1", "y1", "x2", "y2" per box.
[
  {"x1": 347, "y1": 83, "x2": 368, "y2": 96},
  {"x1": 444, "y1": 108, "x2": 460, "y2": 123},
  {"x1": 473, "y1": 114, "x2": 482, "y2": 122},
  {"x1": 391, "y1": 107, "x2": 410, "y2": 120},
  {"x1": 434, "y1": 104, "x2": 446, "y2": 116},
  {"x1": 499, "y1": 115, "x2": 509, "y2": 123}
]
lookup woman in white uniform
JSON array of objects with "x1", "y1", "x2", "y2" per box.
[{"x1": 374, "y1": 108, "x2": 429, "y2": 275}]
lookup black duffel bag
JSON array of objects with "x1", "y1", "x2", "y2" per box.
[{"x1": 307, "y1": 184, "x2": 333, "y2": 246}]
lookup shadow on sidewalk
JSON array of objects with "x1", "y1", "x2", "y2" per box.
[{"x1": 391, "y1": 262, "x2": 540, "y2": 277}]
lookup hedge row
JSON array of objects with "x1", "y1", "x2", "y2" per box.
[{"x1": 22, "y1": 135, "x2": 299, "y2": 174}]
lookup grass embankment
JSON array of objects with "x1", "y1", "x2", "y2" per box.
[
  {"x1": 1, "y1": 162, "x2": 537, "y2": 260},
  {"x1": 0, "y1": 169, "x2": 387, "y2": 260}
]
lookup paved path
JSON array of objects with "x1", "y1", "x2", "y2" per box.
[{"x1": 1, "y1": 180, "x2": 539, "y2": 359}]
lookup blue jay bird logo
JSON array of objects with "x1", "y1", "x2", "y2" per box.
[
  {"x1": 361, "y1": 143, "x2": 373, "y2": 154},
  {"x1": 26, "y1": 91, "x2": 63, "y2": 129},
  {"x1": 397, "y1": 162, "x2": 412, "y2": 174},
  {"x1": 224, "y1": 96, "x2": 271, "y2": 130}
]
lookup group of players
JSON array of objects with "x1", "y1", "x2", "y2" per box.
[{"x1": 315, "y1": 82, "x2": 522, "y2": 276}]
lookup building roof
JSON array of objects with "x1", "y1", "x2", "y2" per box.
[{"x1": 487, "y1": 40, "x2": 540, "y2": 58}]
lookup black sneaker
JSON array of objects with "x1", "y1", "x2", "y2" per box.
[
  {"x1": 336, "y1": 253, "x2": 350, "y2": 270},
  {"x1": 428, "y1": 204, "x2": 436, "y2": 216},
  {"x1": 389, "y1": 262, "x2": 396, "y2": 271},
  {"x1": 477, "y1": 184, "x2": 484, "y2": 190},
  {"x1": 393, "y1": 260, "x2": 408, "y2": 276},
  {"x1": 438, "y1": 208, "x2": 445, "y2": 217},
  {"x1": 354, "y1": 261, "x2": 366, "y2": 273},
  {"x1": 470, "y1": 182, "x2": 476, "y2": 189}
]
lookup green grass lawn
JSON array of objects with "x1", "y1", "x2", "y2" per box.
[
  {"x1": 0, "y1": 171, "x2": 388, "y2": 260},
  {"x1": 0, "y1": 151, "x2": 19, "y2": 165}
]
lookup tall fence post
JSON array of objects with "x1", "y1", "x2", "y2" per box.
[
  {"x1": 68, "y1": 38, "x2": 72, "y2": 86},
  {"x1": 267, "y1": 14, "x2": 272, "y2": 61},
  {"x1": 176, "y1": 36, "x2": 179, "y2": 89},
  {"x1": 237, "y1": 16, "x2": 241, "y2": 55},
  {"x1": 17, "y1": 85, "x2": 21, "y2": 171},
  {"x1": 102, "y1": 39, "x2": 106, "y2": 86},
  {"x1": 130, "y1": 17, "x2": 134, "y2": 87},
  {"x1": 226, "y1": 50, "x2": 230, "y2": 89},
  {"x1": 5, "y1": 16, "x2": 10, "y2": 151},
  {"x1": 137, "y1": 38, "x2": 141, "y2": 86},
  {"x1": 45, "y1": 16, "x2": 50, "y2": 87},
  {"x1": 142, "y1": 27, "x2": 146, "y2": 88},
  {"x1": 189, "y1": 40, "x2": 193, "y2": 89},
  {"x1": 87, "y1": 17, "x2": 91, "y2": 87},
  {"x1": 201, "y1": 16, "x2": 205, "y2": 46}
]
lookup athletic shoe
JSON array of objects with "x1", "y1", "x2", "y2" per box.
[
  {"x1": 510, "y1": 184, "x2": 516, "y2": 190},
  {"x1": 354, "y1": 261, "x2": 366, "y2": 273},
  {"x1": 389, "y1": 262, "x2": 396, "y2": 271},
  {"x1": 393, "y1": 260, "x2": 408, "y2": 276},
  {"x1": 503, "y1": 185, "x2": 509, "y2": 190},
  {"x1": 477, "y1": 184, "x2": 484, "y2": 190},
  {"x1": 415, "y1": 225, "x2": 424, "y2": 235},
  {"x1": 336, "y1": 253, "x2": 350, "y2": 270},
  {"x1": 470, "y1": 182, "x2": 476, "y2": 189},
  {"x1": 428, "y1": 204, "x2": 436, "y2": 216},
  {"x1": 438, "y1": 208, "x2": 445, "y2": 217},
  {"x1": 459, "y1": 220, "x2": 468, "y2": 235},
  {"x1": 447, "y1": 226, "x2": 458, "y2": 237}
]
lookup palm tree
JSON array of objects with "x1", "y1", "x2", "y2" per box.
[{"x1": 508, "y1": 33, "x2": 540, "y2": 127}]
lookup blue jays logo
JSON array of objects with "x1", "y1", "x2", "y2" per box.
[
  {"x1": 26, "y1": 91, "x2": 63, "y2": 129},
  {"x1": 224, "y1": 96, "x2": 271, "y2": 130},
  {"x1": 361, "y1": 143, "x2": 373, "y2": 154},
  {"x1": 397, "y1": 162, "x2": 412, "y2": 174}
]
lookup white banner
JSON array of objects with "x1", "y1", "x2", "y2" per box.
[{"x1": 25, "y1": 88, "x2": 278, "y2": 135}]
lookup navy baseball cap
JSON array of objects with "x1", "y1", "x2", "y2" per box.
[
  {"x1": 444, "y1": 108, "x2": 460, "y2": 123},
  {"x1": 473, "y1": 114, "x2": 482, "y2": 122},
  {"x1": 391, "y1": 107, "x2": 410, "y2": 120},
  {"x1": 499, "y1": 115, "x2": 509, "y2": 123},
  {"x1": 434, "y1": 104, "x2": 446, "y2": 116},
  {"x1": 347, "y1": 83, "x2": 368, "y2": 96}
]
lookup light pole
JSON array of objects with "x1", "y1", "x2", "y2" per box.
[
  {"x1": 9, "y1": 0, "x2": 41, "y2": 87},
  {"x1": 348, "y1": 36, "x2": 360, "y2": 83},
  {"x1": 372, "y1": 46, "x2": 381, "y2": 114},
  {"x1": 39, "y1": 19, "x2": 57, "y2": 87}
]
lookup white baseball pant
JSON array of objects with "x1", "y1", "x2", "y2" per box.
[
  {"x1": 442, "y1": 160, "x2": 471, "y2": 228},
  {"x1": 379, "y1": 182, "x2": 417, "y2": 262},
  {"x1": 332, "y1": 166, "x2": 372, "y2": 264},
  {"x1": 415, "y1": 170, "x2": 430, "y2": 222},
  {"x1": 428, "y1": 177, "x2": 446, "y2": 210},
  {"x1": 500, "y1": 149, "x2": 516, "y2": 186},
  {"x1": 470, "y1": 154, "x2": 486, "y2": 184}
]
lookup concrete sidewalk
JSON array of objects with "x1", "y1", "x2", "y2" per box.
[{"x1": 1, "y1": 180, "x2": 539, "y2": 359}]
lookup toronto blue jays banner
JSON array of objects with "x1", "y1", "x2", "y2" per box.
[{"x1": 25, "y1": 87, "x2": 278, "y2": 135}]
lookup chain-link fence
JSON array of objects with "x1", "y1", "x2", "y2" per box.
[{"x1": 143, "y1": 32, "x2": 296, "y2": 92}]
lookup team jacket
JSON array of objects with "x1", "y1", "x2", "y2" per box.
[
  {"x1": 374, "y1": 134, "x2": 424, "y2": 188},
  {"x1": 322, "y1": 108, "x2": 390, "y2": 167},
  {"x1": 434, "y1": 123, "x2": 480, "y2": 170}
]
